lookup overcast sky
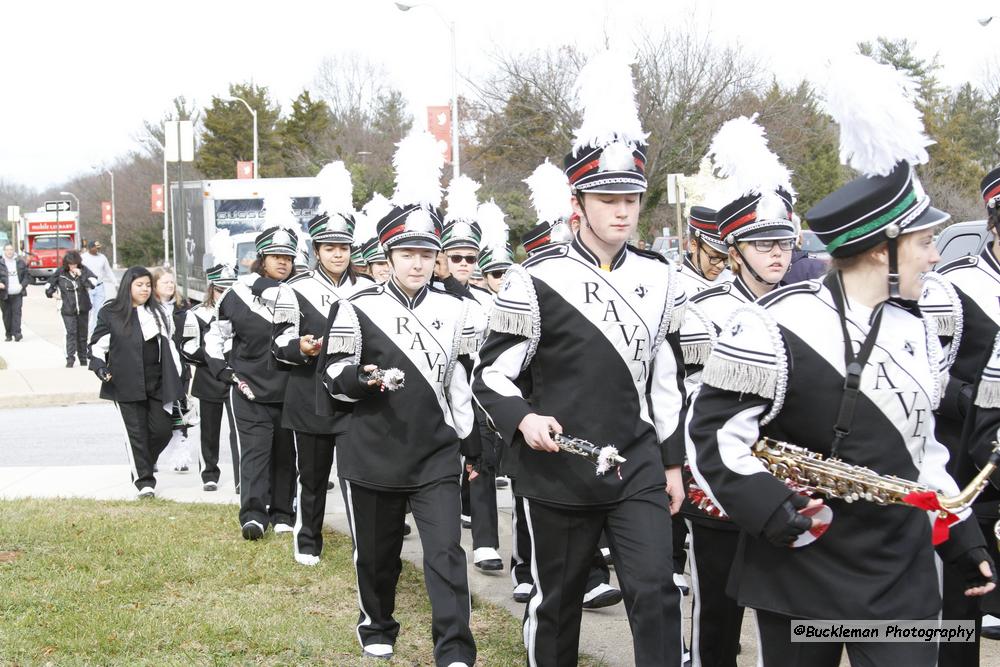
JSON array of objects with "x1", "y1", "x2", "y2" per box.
[{"x1": 2, "y1": 0, "x2": 997, "y2": 191}]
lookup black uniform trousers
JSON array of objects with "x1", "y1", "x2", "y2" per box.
[
  {"x1": 62, "y1": 311, "x2": 89, "y2": 361},
  {"x1": 672, "y1": 514, "x2": 689, "y2": 574},
  {"x1": 115, "y1": 398, "x2": 173, "y2": 490},
  {"x1": 1, "y1": 293, "x2": 24, "y2": 337},
  {"x1": 686, "y1": 520, "x2": 744, "y2": 667},
  {"x1": 293, "y1": 431, "x2": 337, "y2": 558},
  {"x1": 462, "y1": 467, "x2": 500, "y2": 550},
  {"x1": 939, "y1": 515, "x2": 1000, "y2": 667},
  {"x1": 511, "y1": 493, "x2": 611, "y2": 592},
  {"x1": 230, "y1": 390, "x2": 295, "y2": 529},
  {"x1": 197, "y1": 397, "x2": 238, "y2": 488},
  {"x1": 756, "y1": 609, "x2": 937, "y2": 667},
  {"x1": 522, "y1": 487, "x2": 683, "y2": 667},
  {"x1": 341, "y1": 477, "x2": 476, "y2": 667}
]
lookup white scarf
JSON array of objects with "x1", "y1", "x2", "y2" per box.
[{"x1": 137, "y1": 306, "x2": 182, "y2": 399}]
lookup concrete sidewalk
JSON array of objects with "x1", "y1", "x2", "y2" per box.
[{"x1": 0, "y1": 290, "x2": 102, "y2": 408}]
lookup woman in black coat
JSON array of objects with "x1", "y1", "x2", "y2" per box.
[
  {"x1": 89, "y1": 266, "x2": 184, "y2": 498},
  {"x1": 45, "y1": 250, "x2": 98, "y2": 367}
]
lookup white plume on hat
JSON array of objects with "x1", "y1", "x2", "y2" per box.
[
  {"x1": 362, "y1": 193, "x2": 393, "y2": 226},
  {"x1": 683, "y1": 157, "x2": 729, "y2": 210},
  {"x1": 316, "y1": 161, "x2": 355, "y2": 217},
  {"x1": 210, "y1": 229, "x2": 237, "y2": 267},
  {"x1": 817, "y1": 53, "x2": 932, "y2": 177},
  {"x1": 478, "y1": 200, "x2": 509, "y2": 254},
  {"x1": 264, "y1": 194, "x2": 298, "y2": 231},
  {"x1": 524, "y1": 160, "x2": 572, "y2": 223},
  {"x1": 444, "y1": 175, "x2": 481, "y2": 223},
  {"x1": 707, "y1": 114, "x2": 794, "y2": 202},
  {"x1": 391, "y1": 129, "x2": 444, "y2": 209},
  {"x1": 571, "y1": 50, "x2": 649, "y2": 155}
]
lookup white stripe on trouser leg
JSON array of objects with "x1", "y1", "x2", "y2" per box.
[
  {"x1": 685, "y1": 519, "x2": 702, "y2": 667},
  {"x1": 229, "y1": 387, "x2": 243, "y2": 490},
  {"x1": 510, "y1": 499, "x2": 521, "y2": 588},
  {"x1": 522, "y1": 498, "x2": 543, "y2": 667},
  {"x1": 344, "y1": 480, "x2": 374, "y2": 648},
  {"x1": 292, "y1": 432, "x2": 306, "y2": 559},
  {"x1": 113, "y1": 401, "x2": 140, "y2": 484}
]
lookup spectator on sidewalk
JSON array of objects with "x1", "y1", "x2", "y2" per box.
[
  {"x1": 0, "y1": 243, "x2": 29, "y2": 341},
  {"x1": 81, "y1": 241, "x2": 117, "y2": 339},
  {"x1": 45, "y1": 251, "x2": 98, "y2": 367},
  {"x1": 89, "y1": 266, "x2": 184, "y2": 499}
]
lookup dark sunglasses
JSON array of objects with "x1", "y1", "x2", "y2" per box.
[
  {"x1": 487, "y1": 271, "x2": 505, "y2": 279},
  {"x1": 448, "y1": 254, "x2": 477, "y2": 264}
]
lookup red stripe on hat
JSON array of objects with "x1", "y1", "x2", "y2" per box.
[
  {"x1": 380, "y1": 224, "x2": 406, "y2": 244},
  {"x1": 985, "y1": 184, "x2": 1000, "y2": 203},
  {"x1": 634, "y1": 156, "x2": 645, "y2": 170},
  {"x1": 569, "y1": 159, "x2": 601, "y2": 184},
  {"x1": 524, "y1": 234, "x2": 552, "y2": 253},
  {"x1": 720, "y1": 211, "x2": 756, "y2": 238}
]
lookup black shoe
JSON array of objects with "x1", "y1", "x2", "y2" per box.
[
  {"x1": 3, "y1": 336, "x2": 10, "y2": 342},
  {"x1": 983, "y1": 626, "x2": 1000, "y2": 640},
  {"x1": 495, "y1": 477, "x2": 509, "y2": 489},
  {"x1": 14, "y1": 334, "x2": 22, "y2": 342},
  {"x1": 582, "y1": 583, "x2": 623, "y2": 609},
  {"x1": 461, "y1": 514, "x2": 472, "y2": 529},
  {"x1": 512, "y1": 583, "x2": 533, "y2": 603},
  {"x1": 402, "y1": 521, "x2": 412, "y2": 536},
  {"x1": 242, "y1": 520, "x2": 265, "y2": 541},
  {"x1": 66, "y1": 358, "x2": 74, "y2": 368},
  {"x1": 79, "y1": 356, "x2": 88, "y2": 365},
  {"x1": 203, "y1": 481, "x2": 218, "y2": 492},
  {"x1": 326, "y1": 480, "x2": 335, "y2": 491}
]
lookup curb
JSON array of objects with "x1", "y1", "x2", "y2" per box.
[{"x1": 0, "y1": 393, "x2": 102, "y2": 410}]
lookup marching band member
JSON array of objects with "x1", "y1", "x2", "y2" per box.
[
  {"x1": 89, "y1": 266, "x2": 184, "y2": 498},
  {"x1": 687, "y1": 54, "x2": 994, "y2": 667},
  {"x1": 357, "y1": 193, "x2": 394, "y2": 285},
  {"x1": 322, "y1": 130, "x2": 478, "y2": 666},
  {"x1": 677, "y1": 205, "x2": 731, "y2": 296},
  {"x1": 502, "y1": 161, "x2": 624, "y2": 610},
  {"x1": 921, "y1": 165, "x2": 1000, "y2": 666},
  {"x1": 179, "y1": 232, "x2": 239, "y2": 492},
  {"x1": 273, "y1": 162, "x2": 368, "y2": 565},
  {"x1": 680, "y1": 115, "x2": 797, "y2": 667},
  {"x1": 473, "y1": 51, "x2": 687, "y2": 666},
  {"x1": 205, "y1": 197, "x2": 300, "y2": 540}
]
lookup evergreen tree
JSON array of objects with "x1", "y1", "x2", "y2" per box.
[
  {"x1": 280, "y1": 90, "x2": 333, "y2": 177},
  {"x1": 197, "y1": 83, "x2": 284, "y2": 179}
]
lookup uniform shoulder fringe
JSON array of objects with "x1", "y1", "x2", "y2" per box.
[{"x1": 975, "y1": 332, "x2": 1000, "y2": 409}]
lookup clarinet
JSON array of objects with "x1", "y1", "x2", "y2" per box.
[
  {"x1": 231, "y1": 372, "x2": 256, "y2": 401},
  {"x1": 551, "y1": 432, "x2": 626, "y2": 476}
]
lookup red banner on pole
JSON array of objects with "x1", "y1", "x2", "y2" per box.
[
  {"x1": 151, "y1": 184, "x2": 164, "y2": 213},
  {"x1": 237, "y1": 161, "x2": 254, "y2": 179},
  {"x1": 427, "y1": 106, "x2": 452, "y2": 164},
  {"x1": 101, "y1": 201, "x2": 113, "y2": 225}
]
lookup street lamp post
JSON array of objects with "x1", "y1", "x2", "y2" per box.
[
  {"x1": 95, "y1": 169, "x2": 118, "y2": 268},
  {"x1": 222, "y1": 95, "x2": 259, "y2": 179},
  {"x1": 395, "y1": 1, "x2": 460, "y2": 178}
]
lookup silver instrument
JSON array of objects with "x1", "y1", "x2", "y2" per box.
[{"x1": 552, "y1": 433, "x2": 626, "y2": 476}]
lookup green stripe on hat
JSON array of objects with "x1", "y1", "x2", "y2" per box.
[{"x1": 825, "y1": 191, "x2": 916, "y2": 254}]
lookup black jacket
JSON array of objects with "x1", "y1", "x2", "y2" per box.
[
  {"x1": 89, "y1": 303, "x2": 185, "y2": 406},
  {"x1": 180, "y1": 305, "x2": 231, "y2": 401},
  {"x1": 46, "y1": 266, "x2": 98, "y2": 315},
  {"x1": 0, "y1": 256, "x2": 29, "y2": 300}
]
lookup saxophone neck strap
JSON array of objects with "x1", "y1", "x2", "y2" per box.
[{"x1": 825, "y1": 271, "x2": 885, "y2": 459}]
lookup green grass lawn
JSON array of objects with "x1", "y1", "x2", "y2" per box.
[{"x1": 0, "y1": 498, "x2": 600, "y2": 666}]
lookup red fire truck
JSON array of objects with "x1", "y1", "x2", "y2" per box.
[{"x1": 23, "y1": 209, "x2": 79, "y2": 283}]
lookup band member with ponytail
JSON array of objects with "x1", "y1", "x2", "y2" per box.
[
  {"x1": 205, "y1": 197, "x2": 300, "y2": 541},
  {"x1": 180, "y1": 232, "x2": 240, "y2": 492},
  {"x1": 474, "y1": 52, "x2": 687, "y2": 667},
  {"x1": 273, "y1": 162, "x2": 367, "y2": 566},
  {"x1": 322, "y1": 130, "x2": 478, "y2": 666},
  {"x1": 686, "y1": 55, "x2": 994, "y2": 667},
  {"x1": 677, "y1": 115, "x2": 797, "y2": 667},
  {"x1": 89, "y1": 266, "x2": 184, "y2": 498}
]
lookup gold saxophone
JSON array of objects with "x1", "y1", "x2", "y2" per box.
[{"x1": 753, "y1": 437, "x2": 1000, "y2": 516}]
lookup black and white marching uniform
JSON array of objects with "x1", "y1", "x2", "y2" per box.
[
  {"x1": 686, "y1": 275, "x2": 986, "y2": 665},
  {"x1": 677, "y1": 255, "x2": 731, "y2": 297},
  {"x1": 274, "y1": 268, "x2": 366, "y2": 562},
  {"x1": 205, "y1": 273, "x2": 297, "y2": 532},
  {"x1": 922, "y1": 248, "x2": 1000, "y2": 665},
  {"x1": 473, "y1": 237, "x2": 687, "y2": 666},
  {"x1": 180, "y1": 302, "x2": 239, "y2": 490},
  {"x1": 90, "y1": 302, "x2": 184, "y2": 492},
  {"x1": 323, "y1": 277, "x2": 479, "y2": 666}
]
